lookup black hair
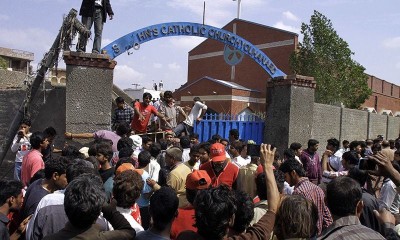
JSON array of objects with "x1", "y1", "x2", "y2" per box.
[
  {"x1": 143, "y1": 92, "x2": 152, "y2": 100},
  {"x1": 115, "y1": 157, "x2": 136, "y2": 174},
  {"x1": 190, "y1": 144, "x2": 200, "y2": 155},
  {"x1": 190, "y1": 133, "x2": 199, "y2": 140},
  {"x1": 326, "y1": 176, "x2": 362, "y2": 217},
  {"x1": 180, "y1": 136, "x2": 191, "y2": 149},
  {"x1": 198, "y1": 142, "x2": 211, "y2": 154},
  {"x1": 142, "y1": 135, "x2": 153, "y2": 145},
  {"x1": 30, "y1": 169, "x2": 45, "y2": 184},
  {"x1": 118, "y1": 147, "x2": 133, "y2": 159},
  {"x1": 163, "y1": 91, "x2": 173, "y2": 98},
  {"x1": 186, "y1": 188, "x2": 197, "y2": 205},
  {"x1": 30, "y1": 131, "x2": 46, "y2": 149},
  {"x1": 307, "y1": 139, "x2": 319, "y2": 149},
  {"x1": 290, "y1": 142, "x2": 302, "y2": 151},
  {"x1": 231, "y1": 141, "x2": 245, "y2": 152},
  {"x1": 61, "y1": 145, "x2": 84, "y2": 160},
  {"x1": 279, "y1": 159, "x2": 306, "y2": 177},
  {"x1": 327, "y1": 138, "x2": 340, "y2": 151},
  {"x1": 115, "y1": 122, "x2": 130, "y2": 137},
  {"x1": 342, "y1": 140, "x2": 349, "y2": 145},
  {"x1": 283, "y1": 148, "x2": 296, "y2": 159},
  {"x1": 0, "y1": 180, "x2": 23, "y2": 205},
  {"x1": 349, "y1": 141, "x2": 361, "y2": 151},
  {"x1": 256, "y1": 170, "x2": 285, "y2": 200},
  {"x1": 211, "y1": 134, "x2": 222, "y2": 143},
  {"x1": 20, "y1": 118, "x2": 32, "y2": 127},
  {"x1": 274, "y1": 170, "x2": 285, "y2": 194},
  {"x1": 138, "y1": 150, "x2": 151, "y2": 168},
  {"x1": 194, "y1": 184, "x2": 237, "y2": 240},
  {"x1": 348, "y1": 168, "x2": 368, "y2": 187},
  {"x1": 232, "y1": 190, "x2": 254, "y2": 233},
  {"x1": 115, "y1": 96, "x2": 124, "y2": 104},
  {"x1": 342, "y1": 151, "x2": 359, "y2": 166},
  {"x1": 229, "y1": 129, "x2": 239, "y2": 140},
  {"x1": 96, "y1": 143, "x2": 113, "y2": 160},
  {"x1": 150, "y1": 142, "x2": 161, "y2": 158},
  {"x1": 149, "y1": 186, "x2": 179, "y2": 231},
  {"x1": 44, "y1": 156, "x2": 70, "y2": 179},
  {"x1": 88, "y1": 143, "x2": 98, "y2": 157},
  {"x1": 43, "y1": 126, "x2": 57, "y2": 138},
  {"x1": 113, "y1": 170, "x2": 144, "y2": 208},
  {"x1": 66, "y1": 159, "x2": 98, "y2": 183},
  {"x1": 64, "y1": 174, "x2": 106, "y2": 228},
  {"x1": 117, "y1": 137, "x2": 133, "y2": 151}
]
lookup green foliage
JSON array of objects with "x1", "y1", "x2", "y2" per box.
[
  {"x1": 290, "y1": 10, "x2": 371, "y2": 109},
  {"x1": 0, "y1": 56, "x2": 7, "y2": 69}
]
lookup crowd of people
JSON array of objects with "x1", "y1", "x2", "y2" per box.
[{"x1": 1, "y1": 91, "x2": 400, "y2": 240}]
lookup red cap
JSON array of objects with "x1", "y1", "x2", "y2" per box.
[
  {"x1": 186, "y1": 170, "x2": 212, "y2": 190},
  {"x1": 115, "y1": 163, "x2": 135, "y2": 175},
  {"x1": 210, "y1": 143, "x2": 226, "y2": 162}
]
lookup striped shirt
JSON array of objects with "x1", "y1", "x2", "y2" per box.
[
  {"x1": 293, "y1": 178, "x2": 333, "y2": 235},
  {"x1": 318, "y1": 215, "x2": 385, "y2": 239}
]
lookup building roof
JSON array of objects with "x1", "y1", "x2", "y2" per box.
[
  {"x1": 225, "y1": 18, "x2": 299, "y2": 36},
  {"x1": 176, "y1": 76, "x2": 260, "y2": 93},
  {"x1": 0, "y1": 47, "x2": 34, "y2": 61}
]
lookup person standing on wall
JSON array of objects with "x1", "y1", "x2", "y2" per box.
[{"x1": 77, "y1": 0, "x2": 114, "y2": 54}]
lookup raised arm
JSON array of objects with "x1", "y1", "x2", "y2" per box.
[
  {"x1": 260, "y1": 144, "x2": 278, "y2": 213},
  {"x1": 65, "y1": 132, "x2": 94, "y2": 139}
]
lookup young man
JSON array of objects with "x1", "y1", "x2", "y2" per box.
[
  {"x1": 229, "y1": 141, "x2": 250, "y2": 168},
  {"x1": 42, "y1": 127, "x2": 57, "y2": 163},
  {"x1": 184, "y1": 145, "x2": 201, "y2": 171},
  {"x1": 95, "y1": 143, "x2": 115, "y2": 201},
  {"x1": 0, "y1": 180, "x2": 30, "y2": 240},
  {"x1": 11, "y1": 119, "x2": 32, "y2": 181},
  {"x1": 300, "y1": 139, "x2": 321, "y2": 185},
  {"x1": 180, "y1": 136, "x2": 191, "y2": 162},
  {"x1": 200, "y1": 143, "x2": 239, "y2": 189},
  {"x1": 21, "y1": 131, "x2": 49, "y2": 187},
  {"x1": 112, "y1": 97, "x2": 134, "y2": 130},
  {"x1": 135, "y1": 151, "x2": 153, "y2": 230},
  {"x1": 198, "y1": 142, "x2": 211, "y2": 166},
  {"x1": 189, "y1": 133, "x2": 200, "y2": 146},
  {"x1": 174, "y1": 97, "x2": 207, "y2": 137},
  {"x1": 131, "y1": 92, "x2": 166, "y2": 134},
  {"x1": 158, "y1": 90, "x2": 187, "y2": 131}
]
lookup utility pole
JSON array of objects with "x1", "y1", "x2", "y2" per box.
[{"x1": 233, "y1": 0, "x2": 242, "y2": 19}]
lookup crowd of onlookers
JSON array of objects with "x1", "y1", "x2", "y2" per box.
[{"x1": 1, "y1": 93, "x2": 400, "y2": 240}]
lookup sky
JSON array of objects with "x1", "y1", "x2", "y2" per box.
[{"x1": 1, "y1": 0, "x2": 399, "y2": 91}]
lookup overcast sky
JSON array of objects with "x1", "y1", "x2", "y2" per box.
[{"x1": 1, "y1": 0, "x2": 399, "y2": 91}]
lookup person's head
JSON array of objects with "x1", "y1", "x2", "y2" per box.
[
  {"x1": 44, "y1": 157, "x2": 69, "y2": 190},
  {"x1": 163, "y1": 91, "x2": 173, "y2": 103},
  {"x1": 198, "y1": 142, "x2": 211, "y2": 164},
  {"x1": 61, "y1": 145, "x2": 84, "y2": 160},
  {"x1": 279, "y1": 159, "x2": 306, "y2": 186},
  {"x1": 274, "y1": 195, "x2": 318, "y2": 240},
  {"x1": 342, "y1": 140, "x2": 350, "y2": 149},
  {"x1": 382, "y1": 140, "x2": 390, "y2": 148},
  {"x1": 211, "y1": 134, "x2": 222, "y2": 144},
  {"x1": 64, "y1": 174, "x2": 106, "y2": 229},
  {"x1": 255, "y1": 170, "x2": 285, "y2": 200},
  {"x1": 117, "y1": 137, "x2": 133, "y2": 151},
  {"x1": 190, "y1": 133, "x2": 199, "y2": 145},
  {"x1": 0, "y1": 180, "x2": 24, "y2": 212},
  {"x1": 232, "y1": 190, "x2": 254, "y2": 234},
  {"x1": 341, "y1": 151, "x2": 359, "y2": 170},
  {"x1": 113, "y1": 170, "x2": 143, "y2": 209},
  {"x1": 115, "y1": 122, "x2": 130, "y2": 137},
  {"x1": 220, "y1": 139, "x2": 229, "y2": 148},
  {"x1": 143, "y1": 92, "x2": 152, "y2": 106},
  {"x1": 118, "y1": 147, "x2": 133, "y2": 159},
  {"x1": 96, "y1": 143, "x2": 113, "y2": 164},
  {"x1": 289, "y1": 142, "x2": 302, "y2": 157},
  {"x1": 229, "y1": 141, "x2": 244, "y2": 157},
  {"x1": 194, "y1": 184, "x2": 237, "y2": 240},
  {"x1": 189, "y1": 145, "x2": 201, "y2": 163},
  {"x1": 149, "y1": 142, "x2": 161, "y2": 158},
  {"x1": 307, "y1": 139, "x2": 319, "y2": 152},
  {"x1": 185, "y1": 170, "x2": 212, "y2": 204},
  {"x1": 326, "y1": 176, "x2": 363, "y2": 218},
  {"x1": 210, "y1": 143, "x2": 227, "y2": 162},
  {"x1": 43, "y1": 126, "x2": 57, "y2": 144},
  {"x1": 180, "y1": 136, "x2": 191, "y2": 149},
  {"x1": 30, "y1": 169, "x2": 45, "y2": 184},
  {"x1": 283, "y1": 148, "x2": 296, "y2": 161},
  {"x1": 349, "y1": 141, "x2": 361, "y2": 153},
  {"x1": 193, "y1": 97, "x2": 201, "y2": 103},
  {"x1": 165, "y1": 147, "x2": 183, "y2": 167},
  {"x1": 115, "y1": 96, "x2": 125, "y2": 109},
  {"x1": 326, "y1": 138, "x2": 340, "y2": 152},
  {"x1": 138, "y1": 150, "x2": 151, "y2": 168},
  {"x1": 30, "y1": 131, "x2": 49, "y2": 150},
  {"x1": 366, "y1": 139, "x2": 373, "y2": 147},
  {"x1": 372, "y1": 143, "x2": 382, "y2": 155},
  {"x1": 229, "y1": 129, "x2": 239, "y2": 142},
  {"x1": 19, "y1": 118, "x2": 31, "y2": 134},
  {"x1": 348, "y1": 167, "x2": 368, "y2": 187},
  {"x1": 165, "y1": 132, "x2": 175, "y2": 144},
  {"x1": 149, "y1": 186, "x2": 179, "y2": 231},
  {"x1": 389, "y1": 140, "x2": 395, "y2": 149},
  {"x1": 142, "y1": 135, "x2": 153, "y2": 151},
  {"x1": 66, "y1": 159, "x2": 98, "y2": 183},
  {"x1": 115, "y1": 157, "x2": 136, "y2": 173}
]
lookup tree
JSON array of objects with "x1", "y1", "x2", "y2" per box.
[
  {"x1": 0, "y1": 56, "x2": 7, "y2": 69},
  {"x1": 290, "y1": 10, "x2": 371, "y2": 109}
]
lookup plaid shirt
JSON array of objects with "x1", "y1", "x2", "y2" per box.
[
  {"x1": 293, "y1": 178, "x2": 333, "y2": 235},
  {"x1": 112, "y1": 105, "x2": 134, "y2": 126},
  {"x1": 318, "y1": 215, "x2": 385, "y2": 239}
]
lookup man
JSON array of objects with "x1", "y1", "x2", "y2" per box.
[
  {"x1": 135, "y1": 187, "x2": 179, "y2": 240},
  {"x1": 280, "y1": 159, "x2": 332, "y2": 235},
  {"x1": 95, "y1": 143, "x2": 115, "y2": 201},
  {"x1": 228, "y1": 129, "x2": 240, "y2": 144},
  {"x1": 180, "y1": 136, "x2": 191, "y2": 162},
  {"x1": 20, "y1": 157, "x2": 69, "y2": 222},
  {"x1": 289, "y1": 142, "x2": 302, "y2": 163},
  {"x1": 236, "y1": 155, "x2": 259, "y2": 199},
  {"x1": 135, "y1": 151, "x2": 153, "y2": 230},
  {"x1": 131, "y1": 92, "x2": 166, "y2": 134},
  {"x1": 43, "y1": 174, "x2": 135, "y2": 240},
  {"x1": 200, "y1": 143, "x2": 239, "y2": 189},
  {"x1": 112, "y1": 97, "x2": 134, "y2": 130},
  {"x1": 322, "y1": 138, "x2": 343, "y2": 173},
  {"x1": 165, "y1": 147, "x2": 192, "y2": 208},
  {"x1": 184, "y1": 145, "x2": 201, "y2": 171},
  {"x1": 158, "y1": 90, "x2": 187, "y2": 131},
  {"x1": 300, "y1": 139, "x2": 321, "y2": 185},
  {"x1": 189, "y1": 133, "x2": 200, "y2": 146},
  {"x1": 21, "y1": 131, "x2": 49, "y2": 187},
  {"x1": 42, "y1": 126, "x2": 58, "y2": 163},
  {"x1": 77, "y1": 0, "x2": 114, "y2": 54},
  {"x1": 11, "y1": 118, "x2": 32, "y2": 181},
  {"x1": 381, "y1": 140, "x2": 395, "y2": 162},
  {"x1": 319, "y1": 177, "x2": 385, "y2": 239},
  {"x1": 170, "y1": 170, "x2": 211, "y2": 239},
  {"x1": 229, "y1": 141, "x2": 250, "y2": 167},
  {"x1": 0, "y1": 180, "x2": 30, "y2": 240},
  {"x1": 174, "y1": 97, "x2": 207, "y2": 137}
]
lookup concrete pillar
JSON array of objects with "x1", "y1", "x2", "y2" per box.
[
  {"x1": 264, "y1": 75, "x2": 316, "y2": 154},
  {"x1": 63, "y1": 51, "x2": 116, "y2": 134}
]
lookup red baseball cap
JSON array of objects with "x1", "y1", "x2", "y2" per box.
[
  {"x1": 210, "y1": 143, "x2": 226, "y2": 162},
  {"x1": 186, "y1": 170, "x2": 212, "y2": 190},
  {"x1": 115, "y1": 163, "x2": 135, "y2": 175}
]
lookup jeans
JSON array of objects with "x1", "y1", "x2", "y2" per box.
[
  {"x1": 14, "y1": 162, "x2": 22, "y2": 181},
  {"x1": 77, "y1": 8, "x2": 104, "y2": 53},
  {"x1": 173, "y1": 122, "x2": 193, "y2": 137}
]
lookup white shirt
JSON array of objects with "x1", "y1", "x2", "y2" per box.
[
  {"x1": 184, "y1": 101, "x2": 207, "y2": 127},
  {"x1": 329, "y1": 150, "x2": 343, "y2": 172},
  {"x1": 11, "y1": 133, "x2": 32, "y2": 162},
  {"x1": 145, "y1": 158, "x2": 161, "y2": 182},
  {"x1": 182, "y1": 148, "x2": 190, "y2": 162},
  {"x1": 113, "y1": 207, "x2": 144, "y2": 233},
  {"x1": 379, "y1": 179, "x2": 400, "y2": 214},
  {"x1": 95, "y1": 0, "x2": 102, "y2": 7},
  {"x1": 232, "y1": 156, "x2": 251, "y2": 168}
]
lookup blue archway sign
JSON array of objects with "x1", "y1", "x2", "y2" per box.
[{"x1": 102, "y1": 22, "x2": 286, "y2": 78}]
